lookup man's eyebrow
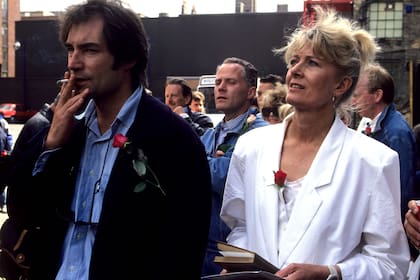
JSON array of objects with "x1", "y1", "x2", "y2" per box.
[{"x1": 64, "y1": 42, "x2": 100, "y2": 49}]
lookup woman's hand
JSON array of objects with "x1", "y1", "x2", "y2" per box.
[{"x1": 275, "y1": 263, "x2": 339, "y2": 280}]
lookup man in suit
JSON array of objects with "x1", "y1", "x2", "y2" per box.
[{"x1": 9, "y1": 1, "x2": 212, "y2": 279}]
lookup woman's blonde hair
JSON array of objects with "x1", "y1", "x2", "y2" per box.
[
  {"x1": 274, "y1": 6, "x2": 380, "y2": 106},
  {"x1": 261, "y1": 84, "x2": 288, "y2": 109},
  {"x1": 278, "y1": 103, "x2": 295, "y2": 122}
]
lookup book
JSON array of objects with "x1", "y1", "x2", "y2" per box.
[
  {"x1": 213, "y1": 241, "x2": 279, "y2": 274},
  {"x1": 201, "y1": 270, "x2": 285, "y2": 280}
]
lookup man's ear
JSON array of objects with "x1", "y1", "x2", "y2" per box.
[
  {"x1": 121, "y1": 60, "x2": 136, "y2": 71},
  {"x1": 185, "y1": 95, "x2": 192, "y2": 105},
  {"x1": 373, "y1": 89, "x2": 384, "y2": 103},
  {"x1": 248, "y1": 87, "x2": 257, "y2": 100}
]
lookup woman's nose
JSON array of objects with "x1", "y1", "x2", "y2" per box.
[{"x1": 290, "y1": 64, "x2": 303, "y2": 77}]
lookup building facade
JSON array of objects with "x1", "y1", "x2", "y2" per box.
[
  {"x1": 357, "y1": 0, "x2": 420, "y2": 125},
  {"x1": 303, "y1": 0, "x2": 420, "y2": 125},
  {"x1": 0, "y1": 0, "x2": 419, "y2": 124},
  {"x1": 1, "y1": 0, "x2": 20, "y2": 77},
  {"x1": 236, "y1": 0, "x2": 256, "y2": 13}
]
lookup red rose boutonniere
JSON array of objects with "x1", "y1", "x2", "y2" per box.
[
  {"x1": 113, "y1": 133, "x2": 130, "y2": 149},
  {"x1": 113, "y1": 133, "x2": 165, "y2": 196},
  {"x1": 273, "y1": 169, "x2": 287, "y2": 189},
  {"x1": 363, "y1": 122, "x2": 372, "y2": 136}
]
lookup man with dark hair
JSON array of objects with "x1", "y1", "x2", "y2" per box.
[
  {"x1": 165, "y1": 78, "x2": 213, "y2": 135},
  {"x1": 259, "y1": 73, "x2": 284, "y2": 84},
  {"x1": 256, "y1": 74, "x2": 284, "y2": 113},
  {"x1": 352, "y1": 63, "x2": 418, "y2": 221},
  {"x1": 5, "y1": 1, "x2": 212, "y2": 279}
]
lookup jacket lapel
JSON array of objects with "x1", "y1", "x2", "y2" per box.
[{"x1": 277, "y1": 116, "x2": 347, "y2": 266}]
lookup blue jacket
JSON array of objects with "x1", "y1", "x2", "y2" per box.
[
  {"x1": 0, "y1": 127, "x2": 7, "y2": 152},
  {"x1": 371, "y1": 104, "x2": 418, "y2": 219},
  {"x1": 0, "y1": 116, "x2": 12, "y2": 152},
  {"x1": 200, "y1": 107, "x2": 268, "y2": 276}
]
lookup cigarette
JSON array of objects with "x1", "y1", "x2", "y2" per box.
[{"x1": 56, "y1": 79, "x2": 69, "y2": 86}]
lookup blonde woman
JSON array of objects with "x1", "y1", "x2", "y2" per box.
[{"x1": 220, "y1": 6, "x2": 409, "y2": 279}]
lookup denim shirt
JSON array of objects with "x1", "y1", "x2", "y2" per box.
[
  {"x1": 371, "y1": 104, "x2": 418, "y2": 218},
  {"x1": 200, "y1": 107, "x2": 268, "y2": 275}
]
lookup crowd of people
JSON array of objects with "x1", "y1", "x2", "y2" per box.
[{"x1": 0, "y1": 1, "x2": 419, "y2": 280}]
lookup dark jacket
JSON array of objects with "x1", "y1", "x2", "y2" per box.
[
  {"x1": 13, "y1": 93, "x2": 212, "y2": 279},
  {"x1": 7, "y1": 104, "x2": 53, "y2": 224},
  {"x1": 183, "y1": 106, "x2": 214, "y2": 136}
]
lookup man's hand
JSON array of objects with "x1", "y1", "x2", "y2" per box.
[
  {"x1": 45, "y1": 72, "x2": 90, "y2": 150},
  {"x1": 173, "y1": 106, "x2": 185, "y2": 115},
  {"x1": 404, "y1": 200, "x2": 420, "y2": 249},
  {"x1": 215, "y1": 150, "x2": 225, "y2": 158}
]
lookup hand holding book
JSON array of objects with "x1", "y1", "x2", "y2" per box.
[
  {"x1": 201, "y1": 241, "x2": 284, "y2": 280},
  {"x1": 214, "y1": 241, "x2": 279, "y2": 273}
]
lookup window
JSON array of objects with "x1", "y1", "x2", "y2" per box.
[{"x1": 368, "y1": 2, "x2": 403, "y2": 38}]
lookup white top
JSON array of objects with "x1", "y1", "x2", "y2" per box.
[
  {"x1": 220, "y1": 113, "x2": 410, "y2": 279},
  {"x1": 370, "y1": 112, "x2": 381, "y2": 132},
  {"x1": 278, "y1": 177, "x2": 303, "y2": 258},
  {"x1": 356, "y1": 116, "x2": 372, "y2": 133}
]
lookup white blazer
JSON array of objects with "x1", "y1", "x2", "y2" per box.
[{"x1": 221, "y1": 114, "x2": 410, "y2": 279}]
